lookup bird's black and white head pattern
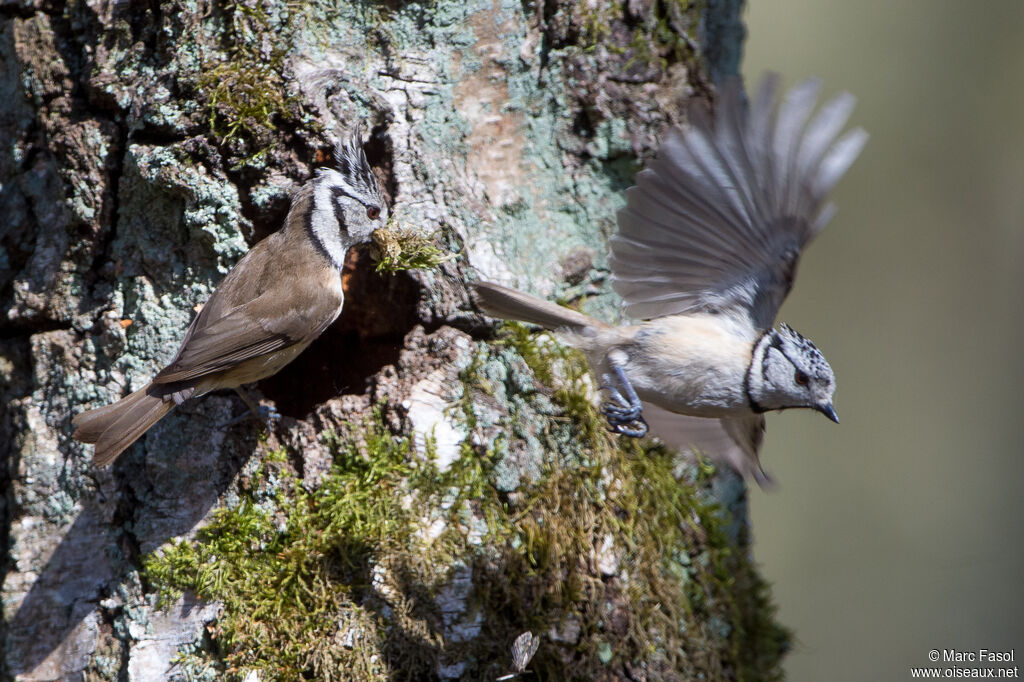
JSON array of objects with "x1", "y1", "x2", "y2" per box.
[
  {"x1": 308, "y1": 134, "x2": 389, "y2": 268},
  {"x1": 747, "y1": 323, "x2": 838, "y2": 420}
]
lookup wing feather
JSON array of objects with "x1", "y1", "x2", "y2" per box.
[
  {"x1": 812, "y1": 127, "x2": 870, "y2": 200},
  {"x1": 772, "y1": 78, "x2": 822, "y2": 216},
  {"x1": 152, "y1": 303, "x2": 299, "y2": 384},
  {"x1": 610, "y1": 74, "x2": 866, "y2": 328},
  {"x1": 796, "y1": 92, "x2": 856, "y2": 191},
  {"x1": 153, "y1": 287, "x2": 340, "y2": 384}
]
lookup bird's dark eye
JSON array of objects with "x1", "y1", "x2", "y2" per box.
[
  {"x1": 795, "y1": 370, "x2": 809, "y2": 387},
  {"x1": 366, "y1": 206, "x2": 380, "y2": 220}
]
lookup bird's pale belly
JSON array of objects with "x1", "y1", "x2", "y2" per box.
[
  {"x1": 632, "y1": 371, "x2": 751, "y2": 418},
  {"x1": 623, "y1": 315, "x2": 755, "y2": 418}
]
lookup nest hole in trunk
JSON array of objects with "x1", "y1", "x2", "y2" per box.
[{"x1": 258, "y1": 246, "x2": 421, "y2": 418}]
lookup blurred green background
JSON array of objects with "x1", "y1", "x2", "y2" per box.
[{"x1": 742, "y1": 1, "x2": 1024, "y2": 679}]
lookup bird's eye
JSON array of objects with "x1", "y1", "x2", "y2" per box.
[
  {"x1": 795, "y1": 370, "x2": 810, "y2": 387},
  {"x1": 366, "y1": 206, "x2": 380, "y2": 220}
]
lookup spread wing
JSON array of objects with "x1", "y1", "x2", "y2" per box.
[
  {"x1": 641, "y1": 401, "x2": 772, "y2": 487},
  {"x1": 609, "y1": 75, "x2": 867, "y2": 329}
]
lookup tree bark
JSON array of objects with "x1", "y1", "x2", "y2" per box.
[{"x1": 1, "y1": 1, "x2": 787, "y2": 679}]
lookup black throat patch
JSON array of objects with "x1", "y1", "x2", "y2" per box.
[{"x1": 745, "y1": 330, "x2": 773, "y2": 413}]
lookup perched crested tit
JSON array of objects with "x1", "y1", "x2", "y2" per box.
[
  {"x1": 73, "y1": 136, "x2": 389, "y2": 465},
  {"x1": 473, "y1": 76, "x2": 867, "y2": 485}
]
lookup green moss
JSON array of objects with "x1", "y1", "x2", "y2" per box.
[
  {"x1": 569, "y1": 0, "x2": 706, "y2": 78},
  {"x1": 142, "y1": 415, "x2": 443, "y2": 680},
  {"x1": 579, "y1": 3, "x2": 617, "y2": 48},
  {"x1": 192, "y1": 2, "x2": 307, "y2": 161},
  {"x1": 142, "y1": 330, "x2": 787, "y2": 681},
  {"x1": 463, "y1": 324, "x2": 790, "y2": 680},
  {"x1": 199, "y1": 59, "x2": 294, "y2": 146},
  {"x1": 631, "y1": 0, "x2": 704, "y2": 70},
  {"x1": 369, "y1": 224, "x2": 455, "y2": 274}
]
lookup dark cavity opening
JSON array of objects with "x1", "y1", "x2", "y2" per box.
[
  {"x1": 363, "y1": 123, "x2": 398, "y2": 204},
  {"x1": 258, "y1": 246, "x2": 421, "y2": 418}
]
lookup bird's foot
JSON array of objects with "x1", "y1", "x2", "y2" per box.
[
  {"x1": 220, "y1": 388, "x2": 281, "y2": 430},
  {"x1": 219, "y1": 404, "x2": 281, "y2": 429},
  {"x1": 603, "y1": 411, "x2": 649, "y2": 438},
  {"x1": 255, "y1": 404, "x2": 282, "y2": 428},
  {"x1": 599, "y1": 371, "x2": 648, "y2": 438}
]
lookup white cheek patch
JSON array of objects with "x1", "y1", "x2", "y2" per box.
[{"x1": 308, "y1": 184, "x2": 351, "y2": 269}]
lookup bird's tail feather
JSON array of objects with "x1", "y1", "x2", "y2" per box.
[
  {"x1": 472, "y1": 281, "x2": 604, "y2": 333},
  {"x1": 72, "y1": 383, "x2": 175, "y2": 466}
]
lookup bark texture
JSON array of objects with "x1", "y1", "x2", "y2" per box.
[{"x1": 1, "y1": 0, "x2": 787, "y2": 679}]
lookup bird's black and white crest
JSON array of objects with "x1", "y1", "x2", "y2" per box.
[
  {"x1": 609, "y1": 74, "x2": 868, "y2": 330},
  {"x1": 303, "y1": 133, "x2": 389, "y2": 269},
  {"x1": 775, "y1": 323, "x2": 830, "y2": 379},
  {"x1": 331, "y1": 133, "x2": 387, "y2": 208}
]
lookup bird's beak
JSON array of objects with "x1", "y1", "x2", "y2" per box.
[{"x1": 816, "y1": 402, "x2": 840, "y2": 423}]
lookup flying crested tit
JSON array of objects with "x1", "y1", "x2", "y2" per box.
[{"x1": 473, "y1": 75, "x2": 866, "y2": 485}]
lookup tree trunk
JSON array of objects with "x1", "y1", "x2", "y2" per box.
[{"x1": 1, "y1": 1, "x2": 787, "y2": 679}]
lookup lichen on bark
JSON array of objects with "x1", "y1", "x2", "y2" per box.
[{"x1": 1, "y1": 0, "x2": 785, "y2": 680}]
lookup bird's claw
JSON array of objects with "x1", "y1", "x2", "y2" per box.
[
  {"x1": 599, "y1": 372, "x2": 648, "y2": 438},
  {"x1": 219, "y1": 402, "x2": 281, "y2": 430},
  {"x1": 600, "y1": 399, "x2": 648, "y2": 438},
  {"x1": 259, "y1": 404, "x2": 281, "y2": 419},
  {"x1": 611, "y1": 416, "x2": 649, "y2": 438},
  {"x1": 257, "y1": 404, "x2": 281, "y2": 427}
]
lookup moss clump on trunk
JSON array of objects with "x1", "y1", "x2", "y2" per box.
[{"x1": 143, "y1": 327, "x2": 788, "y2": 681}]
